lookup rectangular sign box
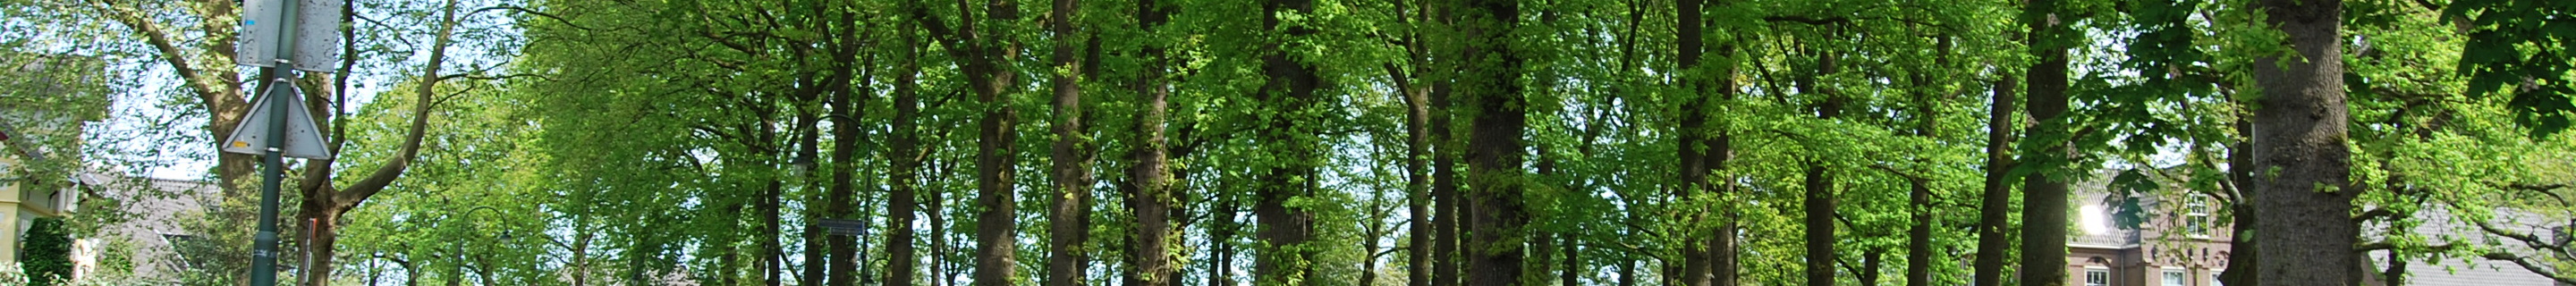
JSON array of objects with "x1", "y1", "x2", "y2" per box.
[{"x1": 235, "y1": 0, "x2": 345, "y2": 72}]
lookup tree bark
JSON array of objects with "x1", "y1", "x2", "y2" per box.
[
  {"x1": 1904, "y1": 36, "x2": 1950, "y2": 286},
  {"x1": 1431, "y1": 76, "x2": 1462, "y2": 286},
  {"x1": 2248, "y1": 1, "x2": 2354, "y2": 286},
  {"x1": 1398, "y1": 10, "x2": 1439, "y2": 285},
  {"x1": 292, "y1": 1, "x2": 459, "y2": 283},
  {"x1": 1972, "y1": 73, "x2": 2019, "y2": 286},
  {"x1": 1123, "y1": 0, "x2": 1176, "y2": 284},
  {"x1": 1046, "y1": 0, "x2": 1093, "y2": 283},
  {"x1": 801, "y1": 91, "x2": 826, "y2": 286},
  {"x1": 1251, "y1": 0, "x2": 1324, "y2": 282},
  {"x1": 1561, "y1": 232, "x2": 1580, "y2": 286},
  {"x1": 1801, "y1": 161, "x2": 1836, "y2": 286},
  {"x1": 1460, "y1": 0, "x2": 1525, "y2": 282},
  {"x1": 1802, "y1": 49, "x2": 1843, "y2": 286},
  {"x1": 824, "y1": 29, "x2": 868, "y2": 286},
  {"x1": 1674, "y1": 0, "x2": 1720, "y2": 284},
  {"x1": 2018, "y1": 0, "x2": 2073, "y2": 283},
  {"x1": 1209, "y1": 193, "x2": 1241, "y2": 286},
  {"x1": 884, "y1": 15, "x2": 926, "y2": 285},
  {"x1": 908, "y1": 0, "x2": 1027, "y2": 283},
  {"x1": 2217, "y1": 113, "x2": 2257, "y2": 286},
  {"x1": 1428, "y1": 0, "x2": 1465, "y2": 284}
]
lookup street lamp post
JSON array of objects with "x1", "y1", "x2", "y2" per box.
[{"x1": 447, "y1": 205, "x2": 504, "y2": 286}]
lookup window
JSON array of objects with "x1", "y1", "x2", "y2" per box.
[
  {"x1": 2211, "y1": 273, "x2": 2224, "y2": 286},
  {"x1": 2086, "y1": 268, "x2": 2111, "y2": 286},
  {"x1": 2186, "y1": 194, "x2": 2213, "y2": 238},
  {"x1": 2163, "y1": 269, "x2": 2186, "y2": 286}
]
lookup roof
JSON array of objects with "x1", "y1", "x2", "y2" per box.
[
  {"x1": 81, "y1": 175, "x2": 217, "y2": 280},
  {"x1": 2368, "y1": 207, "x2": 2563, "y2": 286}
]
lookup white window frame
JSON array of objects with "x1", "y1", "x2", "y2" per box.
[
  {"x1": 2210, "y1": 273, "x2": 2224, "y2": 286},
  {"x1": 2161, "y1": 267, "x2": 2187, "y2": 286},
  {"x1": 2185, "y1": 194, "x2": 2213, "y2": 238},
  {"x1": 2086, "y1": 266, "x2": 2112, "y2": 286}
]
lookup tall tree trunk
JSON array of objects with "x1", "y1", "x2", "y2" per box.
[
  {"x1": 1857, "y1": 248, "x2": 1885, "y2": 286},
  {"x1": 1209, "y1": 194, "x2": 1241, "y2": 286},
  {"x1": 1428, "y1": 0, "x2": 1464, "y2": 283},
  {"x1": 1400, "y1": 21, "x2": 1438, "y2": 286},
  {"x1": 1905, "y1": 175, "x2": 1934, "y2": 286},
  {"x1": 1801, "y1": 161, "x2": 1836, "y2": 286},
  {"x1": 968, "y1": 44, "x2": 1023, "y2": 286},
  {"x1": 1617, "y1": 250, "x2": 1637, "y2": 286},
  {"x1": 928, "y1": 156, "x2": 952, "y2": 286},
  {"x1": 801, "y1": 96, "x2": 826, "y2": 286},
  {"x1": 824, "y1": 52, "x2": 868, "y2": 286},
  {"x1": 1905, "y1": 36, "x2": 1952, "y2": 286},
  {"x1": 1392, "y1": 1, "x2": 1440, "y2": 282},
  {"x1": 1460, "y1": 0, "x2": 1525, "y2": 282},
  {"x1": 1046, "y1": 0, "x2": 1093, "y2": 283},
  {"x1": 905, "y1": 0, "x2": 1027, "y2": 283},
  {"x1": 1673, "y1": 0, "x2": 1719, "y2": 284},
  {"x1": 1561, "y1": 232, "x2": 1580, "y2": 286},
  {"x1": 1125, "y1": 0, "x2": 1176, "y2": 284},
  {"x1": 2018, "y1": 0, "x2": 2073, "y2": 283},
  {"x1": 1801, "y1": 48, "x2": 1843, "y2": 286},
  {"x1": 766, "y1": 180, "x2": 787, "y2": 286},
  {"x1": 1255, "y1": 0, "x2": 1324, "y2": 282},
  {"x1": 2217, "y1": 114, "x2": 2257, "y2": 286},
  {"x1": 818, "y1": 9, "x2": 869, "y2": 286},
  {"x1": 1972, "y1": 73, "x2": 2019, "y2": 286},
  {"x1": 1677, "y1": 3, "x2": 1744, "y2": 284},
  {"x1": 286, "y1": 0, "x2": 458, "y2": 283},
  {"x1": 886, "y1": 15, "x2": 926, "y2": 286},
  {"x1": 905, "y1": 0, "x2": 1029, "y2": 282},
  {"x1": 2248, "y1": 1, "x2": 2354, "y2": 286},
  {"x1": 1431, "y1": 81, "x2": 1462, "y2": 286},
  {"x1": 724, "y1": 202, "x2": 746, "y2": 286}
]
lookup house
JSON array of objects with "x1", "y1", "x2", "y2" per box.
[
  {"x1": 72, "y1": 175, "x2": 217, "y2": 281},
  {"x1": 2067, "y1": 170, "x2": 2563, "y2": 286},
  {"x1": 2065, "y1": 176, "x2": 2232, "y2": 286},
  {"x1": 1, "y1": 52, "x2": 106, "y2": 266}
]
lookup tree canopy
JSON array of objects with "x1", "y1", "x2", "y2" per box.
[{"x1": 4, "y1": 0, "x2": 2573, "y2": 285}]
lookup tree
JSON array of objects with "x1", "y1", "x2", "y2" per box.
[
  {"x1": 2244, "y1": 0, "x2": 2358, "y2": 285},
  {"x1": 887, "y1": 13, "x2": 928, "y2": 286},
  {"x1": 2014, "y1": 0, "x2": 2078, "y2": 285},
  {"x1": 1456, "y1": 0, "x2": 1528, "y2": 284},
  {"x1": 20, "y1": 218, "x2": 72, "y2": 286},
  {"x1": 1254, "y1": 0, "x2": 1325, "y2": 282},
  {"x1": 1123, "y1": 0, "x2": 1181, "y2": 279},
  {"x1": 907, "y1": 0, "x2": 1030, "y2": 284},
  {"x1": 1045, "y1": 0, "x2": 1097, "y2": 284}
]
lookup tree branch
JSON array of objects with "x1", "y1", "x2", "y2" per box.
[
  {"x1": 2481, "y1": 252, "x2": 2576, "y2": 284},
  {"x1": 89, "y1": 0, "x2": 237, "y2": 111},
  {"x1": 335, "y1": 0, "x2": 463, "y2": 211}
]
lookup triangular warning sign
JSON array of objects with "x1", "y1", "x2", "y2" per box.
[{"x1": 222, "y1": 83, "x2": 333, "y2": 159}]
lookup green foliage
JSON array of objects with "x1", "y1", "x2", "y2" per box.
[
  {"x1": 18, "y1": 0, "x2": 2576, "y2": 284},
  {"x1": 2445, "y1": 0, "x2": 2576, "y2": 136},
  {"x1": 20, "y1": 218, "x2": 72, "y2": 286}
]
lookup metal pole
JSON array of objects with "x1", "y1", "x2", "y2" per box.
[
  {"x1": 250, "y1": 0, "x2": 304, "y2": 284},
  {"x1": 250, "y1": 80, "x2": 288, "y2": 286},
  {"x1": 449, "y1": 206, "x2": 496, "y2": 286}
]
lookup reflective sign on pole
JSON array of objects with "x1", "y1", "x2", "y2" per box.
[
  {"x1": 222, "y1": 84, "x2": 333, "y2": 159},
  {"x1": 235, "y1": 0, "x2": 344, "y2": 72},
  {"x1": 819, "y1": 219, "x2": 867, "y2": 236}
]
